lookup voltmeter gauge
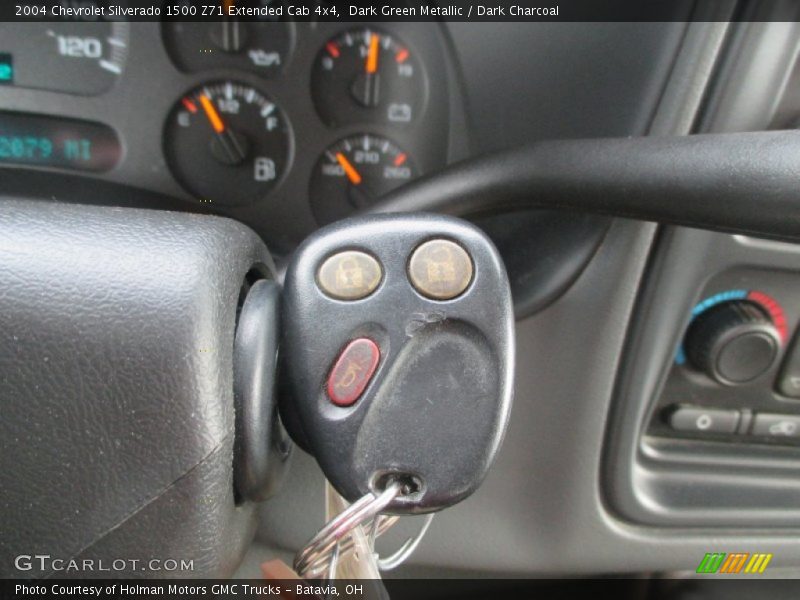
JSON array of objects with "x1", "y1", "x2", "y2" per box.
[
  {"x1": 164, "y1": 81, "x2": 291, "y2": 206},
  {"x1": 310, "y1": 134, "x2": 417, "y2": 224},
  {"x1": 311, "y1": 29, "x2": 425, "y2": 127}
]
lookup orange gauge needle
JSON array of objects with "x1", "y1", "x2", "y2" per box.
[
  {"x1": 336, "y1": 152, "x2": 362, "y2": 185},
  {"x1": 199, "y1": 94, "x2": 226, "y2": 134},
  {"x1": 366, "y1": 33, "x2": 380, "y2": 74}
]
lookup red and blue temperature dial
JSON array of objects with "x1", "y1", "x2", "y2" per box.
[{"x1": 677, "y1": 289, "x2": 787, "y2": 386}]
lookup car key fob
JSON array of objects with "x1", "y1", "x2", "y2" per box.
[{"x1": 280, "y1": 214, "x2": 514, "y2": 514}]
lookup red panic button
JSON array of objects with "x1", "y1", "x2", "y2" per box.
[{"x1": 327, "y1": 338, "x2": 381, "y2": 406}]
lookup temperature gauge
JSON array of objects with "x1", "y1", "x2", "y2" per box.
[
  {"x1": 164, "y1": 81, "x2": 291, "y2": 206},
  {"x1": 310, "y1": 134, "x2": 417, "y2": 224},
  {"x1": 311, "y1": 29, "x2": 424, "y2": 127}
]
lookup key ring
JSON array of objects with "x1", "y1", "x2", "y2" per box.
[
  {"x1": 338, "y1": 514, "x2": 399, "y2": 558},
  {"x1": 294, "y1": 481, "x2": 403, "y2": 577},
  {"x1": 376, "y1": 512, "x2": 434, "y2": 571}
]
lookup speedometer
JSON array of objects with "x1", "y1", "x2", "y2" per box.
[{"x1": 0, "y1": 23, "x2": 128, "y2": 95}]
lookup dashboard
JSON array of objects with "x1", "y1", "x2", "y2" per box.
[
  {"x1": 15, "y1": 14, "x2": 788, "y2": 579},
  {"x1": 0, "y1": 21, "x2": 458, "y2": 253}
]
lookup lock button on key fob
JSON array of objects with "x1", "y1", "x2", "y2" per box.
[
  {"x1": 317, "y1": 250, "x2": 383, "y2": 300},
  {"x1": 281, "y1": 214, "x2": 514, "y2": 514}
]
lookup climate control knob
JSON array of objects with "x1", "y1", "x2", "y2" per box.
[{"x1": 685, "y1": 301, "x2": 781, "y2": 385}]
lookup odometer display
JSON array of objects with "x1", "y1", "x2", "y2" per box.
[
  {"x1": 0, "y1": 112, "x2": 121, "y2": 172},
  {"x1": 164, "y1": 81, "x2": 291, "y2": 206}
]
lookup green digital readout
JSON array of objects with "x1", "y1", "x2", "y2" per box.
[
  {"x1": 0, "y1": 53, "x2": 12, "y2": 84},
  {"x1": 0, "y1": 136, "x2": 53, "y2": 160},
  {"x1": 0, "y1": 112, "x2": 120, "y2": 172}
]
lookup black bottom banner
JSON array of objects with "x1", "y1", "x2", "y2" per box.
[{"x1": 4, "y1": 578, "x2": 800, "y2": 600}]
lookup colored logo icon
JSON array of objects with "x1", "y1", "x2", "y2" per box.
[{"x1": 696, "y1": 552, "x2": 772, "y2": 574}]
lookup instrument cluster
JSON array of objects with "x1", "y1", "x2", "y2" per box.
[{"x1": 0, "y1": 21, "x2": 454, "y2": 250}]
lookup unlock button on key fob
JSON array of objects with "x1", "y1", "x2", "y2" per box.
[{"x1": 327, "y1": 338, "x2": 381, "y2": 406}]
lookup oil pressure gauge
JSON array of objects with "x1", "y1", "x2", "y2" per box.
[
  {"x1": 310, "y1": 134, "x2": 417, "y2": 224},
  {"x1": 311, "y1": 28, "x2": 425, "y2": 127},
  {"x1": 163, "y1": 20, "x2": 291, "y2": 78},
  {"x1": 164, "y1": 81, "x2": 291, "y2": 206}
]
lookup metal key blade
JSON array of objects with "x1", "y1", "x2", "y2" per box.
[
  {"x1": 324, "y1": 482, "x2": 389, "y2": 600},
  {"x1": 325, "y1": 482, "x2": 381, "y2": 578}
]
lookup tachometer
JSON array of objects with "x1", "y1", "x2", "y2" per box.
[
  {"x1": 311, "y1": 28, "x2": 424, "y2": 127},
  {"x1": 0, "y1": 23, "x2": 128, "y2": 95},
  {"x1": 310, "y1": 134, "x2": 417, "y2": 224},
  {"x1": 164, "y1": 81, "x2": 291, "y2": 206}
]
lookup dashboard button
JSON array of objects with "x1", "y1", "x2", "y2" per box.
[
  {"x1": 751, "y1": 414, "x2": 800, "y2": 439},
  {"x1": 668, "y1": 406, "x2": 740, "y2": 434}
]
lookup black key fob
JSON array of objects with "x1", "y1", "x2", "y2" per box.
[{"x1": 280, "y1": 214, "x2": 514, "y2": 514}]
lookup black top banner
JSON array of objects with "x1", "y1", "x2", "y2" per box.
[{"x1": 2, "y1": 0, "x2": 799, "y2": 23}]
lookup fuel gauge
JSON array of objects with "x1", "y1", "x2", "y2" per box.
[
  {"x1": 164, "y1": 81, "x2": 291, "y2": 206},
  {"x1": 310, "y1": 134, "x2": 417, "y2": 224}
]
